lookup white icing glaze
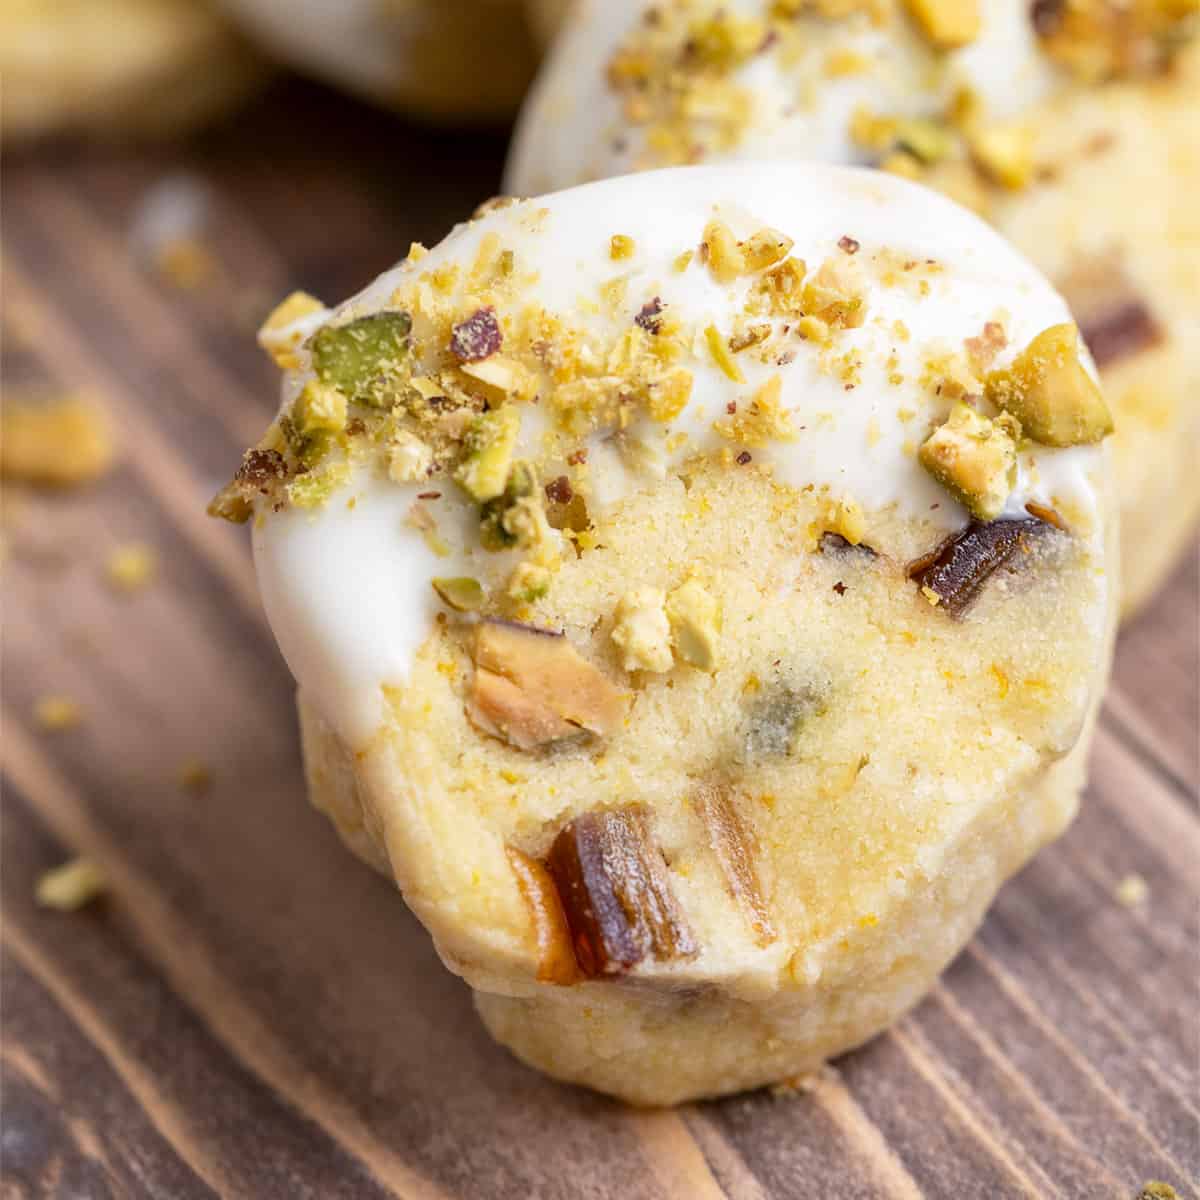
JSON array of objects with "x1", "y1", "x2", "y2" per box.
[
  {"x1": 253, "y1": 163, "x2": 1107, "y2": 746},
  {"x1": 506, "y1": 0, "x2": 1060, "y2": 196}
]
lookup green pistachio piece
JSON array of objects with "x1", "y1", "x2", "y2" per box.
[
  {"x1": 918, "y1": 402, "x2": 1017, "y2": 521},
  {"x1": 309, "y1": 311, "x2": 411, "y2": 407},
  {"x1": 432, "y1": 576, "x2": 484, "y2": 612},
  {"x1": 287, "y1": 460, "x2": 350, "y2": 509},
  {"x1": 985, "y1": 324, "x2": 1114, "y2": 446},
  {"x1": 480, "y1": 461, "x2": 539, "y2": 551},
  {"x1": 457, "y1": 406, "x2": 521, "y2": 502},
  {"x1": 894, "y1": 117, "x2": 956, "y2": 164}
]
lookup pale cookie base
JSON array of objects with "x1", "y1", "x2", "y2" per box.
[
  {"x1": 1, "y1": 0, "x2": 261, "y2": 144},
  {"x1": 299, "y1": 692, "x2": 1095, "y2": 1105},
  {"x1": 293, "y1": 457, "x2": 1117, "y2": 1105}
]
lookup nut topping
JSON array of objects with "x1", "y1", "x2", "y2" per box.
[{"x1": 467, "y1": 619, "x2": 625, "y2": 749}]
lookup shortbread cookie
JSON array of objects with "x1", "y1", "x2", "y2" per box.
[
  {"x1": 215, "y1": 0, "x2": 538, "y2": 122},
  {"x1": 212, "y1": 164, "x2": 1118, "y2": 1104},
  {"x1": 1, "y1": 0, "x2": 261, "y2": 143},
  {"x1": 508, "y1": 0, "x2": 1200, "y2": 614}
]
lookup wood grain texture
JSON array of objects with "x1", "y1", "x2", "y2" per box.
[{"x1": 2, "y1": 80, "x2": 1197, "y2": 1199}]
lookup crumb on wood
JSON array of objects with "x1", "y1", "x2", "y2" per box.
[
  {"x1": 105, "y1": 543, "x2": 157, "y2": 592},
  {"x1": 36, "y1": 857, "x2": 106, "y2": 911},
  {"x1": 178, "y1": 759, "x2": 213, "y2": 793},
  {"x1": 0, "y1": 395, "x2": 115, "y2": 487},
  {"x1": 33, "y1": 695, "x2": 82, "y2": 731},
  {"x1": 1114, "y1": 874, "x2": 1148, "y2": 908}
]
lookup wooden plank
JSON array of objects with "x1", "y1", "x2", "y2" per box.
[{"x1": 3, "y1": 80, "x2": 1197, "y2": 1198}]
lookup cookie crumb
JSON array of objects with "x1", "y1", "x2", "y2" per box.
[
  {"x1": 36, "y1": 858, "x2": 106, "y2": 911},
  {"x1": 105, "y1": 543, "x2": 157, "y2": 592},
  {"x1": 34, "y1": 695, "x2": 82, "y2": 731},
  {"x1": 178, "y1": 759, "x2": 213, "y2": 793},
  {"x1": 1, "y1": 395, "x2": 115, "y2": 487},
  {"x1": 1114, "y1": 873, "x2": 1148, "y2": 908}
]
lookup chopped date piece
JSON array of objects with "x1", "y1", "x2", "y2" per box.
[
  {"x1": 1078, "y1": 299, "x2": 1163, "y2": 369},
  {"x1": 506, "y1": 847, "x2": 579, "y2": 985},
  {"x1": 544, "y1": 474, "x2": 573, "y2": 504},
  {"x1": 693, "y1": 783, "x2": 775, "y2": 946},
  {"x1": 736, "y1": 450, "x2": 752, "y2": 465},
  {"x1": 237, "y1": 448, "x2": 287, "y2": 489},
  {"x1": 451, "y1": 307, "x2": 503, "y2": 363},
  {"x1": 635, "y1": 297, "x2": 665, "y2": 334},
  {"x1": 545, "y1": 806, "x2": 697, "y2": 977},
  {"x1": 1030, "y1": 0, "x2": 1064, "y2": 36},
  {"x1": 907, "y1": 518, "x2": 1049, "y2": 618},
  {"x1": 1058, "y1": 258, "x2": 1163, "y2": 369},
  {"x1": 838, "y1": 235, "x2": 860, "y2": 254}
]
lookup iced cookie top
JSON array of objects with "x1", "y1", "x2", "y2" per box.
[
  {"x1": 506, "y1": 0, "x2": 1197, "y2": 198},
  {"x1": 211, "y1": 164, "x2": 1114, "y2": 744}
]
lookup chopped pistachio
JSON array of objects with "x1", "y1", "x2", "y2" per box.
[
  {"x1": 309, "y1": 310, "x2": 411, "y2": 407},
  {"x1": 741, "y1": 228, "x2": 795, "y2": 272},
  {"x1": 714, "y1": 376, "x2": 796, "y2": 446},
  {"x1": 610, "y1": 234, "x2": 636, "y2": 260},
  {"x1": 468, "y1": 619, "x2": 624, "y2": 748},
  {"x1": 646, "y1": 367, "x2": 693, "y2": 422},
  {"x1": 611, "y1": 588, "x2": 674, "y2": 673},
  {"x1": 894, "y1": 117, "x2": 956, "y2": 164},
  {"x1": 666, "y1": 580, "x2": 720, "y2": 670},
  {"x1": 706, "y1": 325, "x2": 745, "y2": 383},
  {"x1": 703, "y1": 220, "x2": 746, "y2": 283},
  {"x1": 432, "y1": 576, "x2": 485, "y2": 611},
  {"x1": 918, "y1": 402, "x2": 1017, "y2": 520},
  {"x1": 986, "y1": 325, "x2": 1113, "y2": 446},
  {"x1": 689, "y1": 10, "x2": 767, "y2": 68},
  {"x1": 457, "y1": 406, "x2": 521, "y2": 502},
  {"x1": 802, "y1": 256, "x2": 867, "y2": 329},
  {"x1": 507, "y1": 562, "x2": 552, "y2": 604},
  {"x1": 36, "y1": 858, "x2": 106, "y2": 911},
  {"x1": 292, "y1": 380, "x2": 347, "y2": 436},
  {"x1": 968, "y1": 121, "x2": 1034, "y2": 189},
  {"x1": 0, "y1": 395, "x2": 114, "y2": 487},
  {"x1": 460, "y1": 355, "x2": 535, "y2": 404},
  {"x1": 388, "y1": 430, "x2": 432, "y2": 483},
  {"x1": 613, "y1": 432, "x2": 667, "y2": 479},
  {"x1": 257, "y1": 291, "x2": 325, "y2": 369},
  {"x1": 479, "y1": 461, "x2": 547, "y2": 551},
  {"x1": 902, "y1": 0, "x2": 981, "y2": 49},
  {"x1": 287, "y1": 460, "x2": 351, "y2": 509}
]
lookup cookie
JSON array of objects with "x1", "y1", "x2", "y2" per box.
[
  {"x1": 508, "y1": 0, "x2": 1200, "y2": 614},
  {"x1": 212, "y1": 163, "x2": 1118, "y2": 1103},
  {"x1": 215, "y1": 0, "x2": 539, "y2": 122},
  {"x1": 1, "y1": 0, "x2": 261, "y2": 143}
]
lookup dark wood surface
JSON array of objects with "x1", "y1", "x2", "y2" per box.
[{"x1": 2, "y1": 80, "x2": 1197, "y2": 1200}]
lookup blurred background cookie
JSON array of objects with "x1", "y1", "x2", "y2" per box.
[
  {"x1": 508, "y1": 0, "x2": 1200, "y2": 615},
  {"x1": 215, "y1": 0, "x2": 540, "y2": 123},
  {"x1": 1, "y1": 0, "x2": 263, "y2": 144}
]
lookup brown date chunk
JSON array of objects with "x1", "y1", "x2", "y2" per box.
[
  {"x1": 908, "y1": 518, "x2": 1049, "y2": 618},
  {"x1": 693, "y1": 783, "x2": 775, "y2": 946},
  {"x1": 1058, "y1": 258, "x2": 1162, "y2": 369},
  {"x1": 546, "y1": 806, "x2": 697, "y2": 978}
]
